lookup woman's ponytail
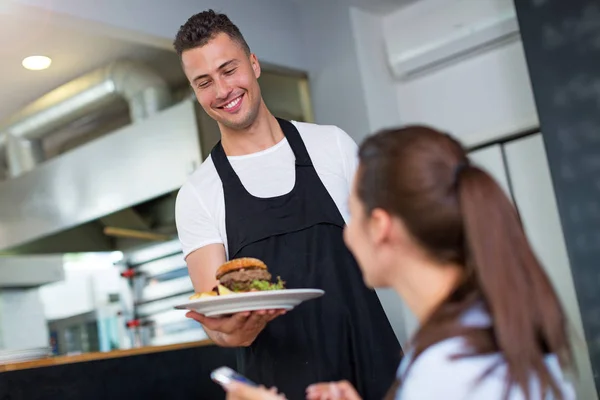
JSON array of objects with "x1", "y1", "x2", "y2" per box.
[{"x1": 458, "y1": 165, "x2": 571, "y2": 399}]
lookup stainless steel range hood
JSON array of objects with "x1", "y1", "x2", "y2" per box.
[{"x1": 0, "y1": 60, "x2": 173, "y2": 178}]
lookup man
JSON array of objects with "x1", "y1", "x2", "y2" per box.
[{"x1": 173, "y1": 10, "x2": 401, "y2": 400}]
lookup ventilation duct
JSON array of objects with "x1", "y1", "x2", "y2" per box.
[{"x1": 0, "y1": 60, "x2": 173, "y2": 177}]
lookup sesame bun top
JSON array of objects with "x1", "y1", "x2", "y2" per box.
[{"x1": 216, "y1": 257, "x2": 268, "y2": 279}]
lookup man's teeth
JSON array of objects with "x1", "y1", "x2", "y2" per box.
[{"x1": 223, "y1": 97, "x2": 241, "y2": 109}]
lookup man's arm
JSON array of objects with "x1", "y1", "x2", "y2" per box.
[
  {"x1": 186, "y1": 243, "x2": 225, "y2": 292},
  {"x1": 185, "y1": 244, "x2": 284, "y2": 347}
]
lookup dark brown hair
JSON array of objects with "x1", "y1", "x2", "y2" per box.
[
  {"x1": 173, "y1": 9, "x2": 251, "y2": 56},
  {"x1": 357, "y1": 126, "x2": 572, "y2": 400}
]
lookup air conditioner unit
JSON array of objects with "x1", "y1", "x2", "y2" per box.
[{"x1": 389, "y1": 9, "x2": 520, "y2": 80}]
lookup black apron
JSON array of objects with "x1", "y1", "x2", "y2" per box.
[{"x1": 210, "y1": 118, "x2": 402, "y2": 400}]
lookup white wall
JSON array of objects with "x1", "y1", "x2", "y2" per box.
[
  {"x1": 350, "y1": 7, "x2": 402, "y2": 137},
  {"x1": 297, "y1": 0, "x2": 371, "y2": 142},
  {"x1": 382, "y1": 0, "x2": 540, "y2": 146}
]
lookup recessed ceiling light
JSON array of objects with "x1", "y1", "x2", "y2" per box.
[{"x1": 22, "y1": 55, "x2": 52, "y2": 71}]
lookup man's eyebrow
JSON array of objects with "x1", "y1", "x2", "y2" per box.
[{"x1": 192, "y1": 60, "x2": 239, "y2": 83}]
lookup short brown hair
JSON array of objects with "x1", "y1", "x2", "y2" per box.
[{"x1": 173, "y1": 9, "x2": 250, "y2": 56}]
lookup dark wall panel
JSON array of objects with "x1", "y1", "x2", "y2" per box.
[{"x1": 513, "y1": 0, "x2": 600, "y2": 391}]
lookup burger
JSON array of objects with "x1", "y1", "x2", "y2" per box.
[
  {"x1": 217, "y1": 257, "x2": 284, "y2": 292},
  {"x1": 189, "y1": 257, "x2": 285, "y2": 299}
]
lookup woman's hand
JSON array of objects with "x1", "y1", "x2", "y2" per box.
[
  {"x1": 225, "y1": 382, "x2": 287, "y2": 400},
  {"x1": 305, "y1": 381, "x2": 362, "y2": 400}
]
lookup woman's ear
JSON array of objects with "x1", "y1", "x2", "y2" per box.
[{"x1": 369, "y1": 208, "x2": 392, "y2": 245}]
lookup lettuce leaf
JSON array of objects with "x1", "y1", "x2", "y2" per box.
[{"x1": 249, "y1": 276, "x2": 285, "y2": 291}]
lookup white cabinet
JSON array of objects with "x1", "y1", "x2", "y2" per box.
[
  {"x1": 504, "y1": 134, "x2": 596, "y2": 400},
  {"x1": 468, "y1": 144, "x2": 513, "y2": 201}
]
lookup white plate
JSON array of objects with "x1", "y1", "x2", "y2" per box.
[{"x1": 174, "y1": 289, "x2": 325, "y2": 317}]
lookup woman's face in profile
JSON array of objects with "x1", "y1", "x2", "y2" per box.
[{"x1": 344, "y1": 172, "x2": 385, "y2": 288}]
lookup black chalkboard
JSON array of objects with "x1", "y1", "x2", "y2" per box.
[{"x1": 514, "y1": 0, "x2": 600, "y2": 393}]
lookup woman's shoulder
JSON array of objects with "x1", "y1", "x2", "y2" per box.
[
  {"x1": 398, "y1": 337, "x2": 575, "y2": 400},
  {"x1": 399, "y1": 337, "x2": 494, "y2": 399}
]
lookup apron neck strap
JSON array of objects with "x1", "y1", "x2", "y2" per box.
[
  {"x1": 210, "y1": 140, "x2": 236, "y2": 186},
  {"x1": 277, "y1": 118, "x2": 312, "y2": 167}
]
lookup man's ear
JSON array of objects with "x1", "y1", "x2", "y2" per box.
[{"x1": 250, "y1": 53, "x2": 261, "y2": 79}]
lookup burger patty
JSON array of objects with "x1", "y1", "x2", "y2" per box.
[{"x1": 219, "y1": 268, "x2": 272, "y2": 290}]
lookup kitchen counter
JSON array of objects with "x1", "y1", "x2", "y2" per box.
[
  {"x1": 0, "y1": 339, "x2": 238, "y2": 400},
  {"x1": 0, "y1": 339, "x2": 214, "y2": 372}
]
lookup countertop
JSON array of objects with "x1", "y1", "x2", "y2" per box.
[{"x1": 0, "y1": 339, "x2": 214, "y2": 373}]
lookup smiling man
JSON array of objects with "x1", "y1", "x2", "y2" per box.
[{"x1": 173, "y1": 10, "x2": 401, "y2": 400}]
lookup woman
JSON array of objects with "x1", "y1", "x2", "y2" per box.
[{"x1": 225, "y1": 126, "x2": 576, "y2": 400}]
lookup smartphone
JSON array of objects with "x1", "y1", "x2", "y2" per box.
[{"x1": 211, "y1": 366, "x2": 259, "y2": 388}]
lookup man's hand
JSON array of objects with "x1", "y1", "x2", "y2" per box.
[
  {"x1": 184, "y1": 245, "x2": 286, "y2": 347},
  {"x1": 305, "y1": 381, "x2": 362, "y2": 400},
  {"x1": 186, "y1": 309, "x2": 286, "y2": 347}
]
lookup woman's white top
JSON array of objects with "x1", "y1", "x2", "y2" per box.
[{"x1": 395, "y1": 305, "x2": 576, "y2": 400}]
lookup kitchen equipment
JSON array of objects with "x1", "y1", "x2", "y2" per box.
[{"x1": 121, "y1": 240, "x2": 207, "y2": 347}]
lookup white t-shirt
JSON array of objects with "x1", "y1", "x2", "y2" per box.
[
  {"x1": 175, "y1": 121, "x2": 359, "y2": 259},
  {"x1": 395, "y1": 305, "x2": 576, "y2": 400}
]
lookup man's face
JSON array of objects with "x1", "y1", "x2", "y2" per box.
[{"x1": 181, "y1": 33, "x2": 262, "y2": 130}]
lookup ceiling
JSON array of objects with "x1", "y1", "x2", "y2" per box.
[{"x1": 0, "y1": 6, "x2": 186, "y2": 124}]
